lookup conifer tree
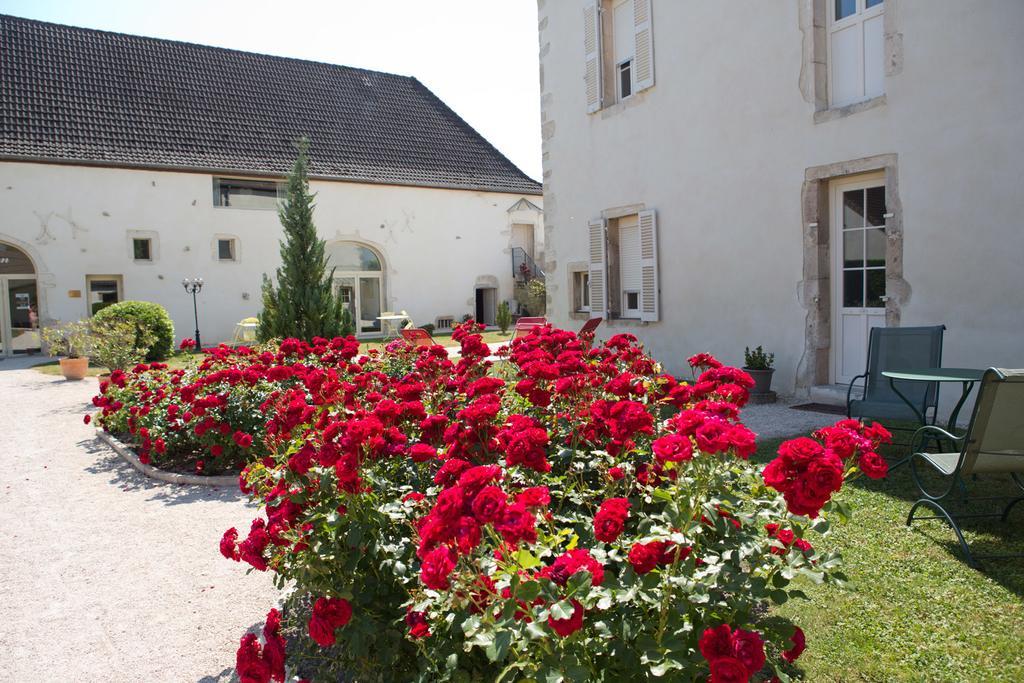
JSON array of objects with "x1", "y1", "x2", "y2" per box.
[{"x1": 258, "y1": 140, "x2": 353, "y2": 341}]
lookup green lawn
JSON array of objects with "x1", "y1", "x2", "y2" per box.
[
  {"x1": 359, "y1": 330, "x2": 512, "y2": 353},
  {"x1": 32, "y1": 352, "x2": 196, "y2": 377},
  {"x1": 754, "y1": 436, "x2": 1024, "y2": 681}
]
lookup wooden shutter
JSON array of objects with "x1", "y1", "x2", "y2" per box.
[
  {"x1": 638, "y1": 209, "x2": 659, "y2": 321},
  {"x1": 633, "y1": 0, "x2": 655, "y2": 92},
  {"x1": 588, "y1": 218, "x2": 608, "y2": 317},
  {"x1": 584, "y1": 0, "x2": 603, "y2": 113}
]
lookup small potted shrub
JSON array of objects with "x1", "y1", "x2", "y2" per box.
[
  {"x1": 91, "y1": 318, "x2": 155, "y2": 375},
  {"x1": 744, "y1": 345, "x2": 775, "y2": 396},
  {"x1": 42, "y1": 321, "x2": 94, "y2": 380}
]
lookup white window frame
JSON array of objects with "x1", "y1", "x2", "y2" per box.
[
  {"x1": 212, "y1": 177, "x2": 283, "y2": 210},
  {"x1": 827, "y1": 0, "x2": 885, "y2": 109},
  {"x1": 616, "y1": 58, "x2": 634, "y2": 101},
  {"x1": 572, "y1": 269, "x2": 591, "y2": 313},
  {"x1": 127, "y1": 230, "x2": 159, "y2": 264}
]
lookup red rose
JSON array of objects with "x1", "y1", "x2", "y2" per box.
[
  {"x1": 83, "y1": 414, "x2": 92, "y2": 425},
  {"x1": 708, "y1": 657, "x2": 750, "y2": 683},
  {"x1": 420, "y1": 546, "x2": 457, "y2": 590},
  {"x1": 628, "y1": 540, "x2": 667, "y2": 575},
  {"x1": 593, "y1": 497, "x2": 630, "y2": 543},
  {"x1": 782, "y1": 626, "x2": 806, "y2": 663},
  {"x1": 409, "y1": 443, "x2": 436, "y2": 463},
  {"x1": 731, "y1": 628, "x2": 766, "y2": 674},
  {"x1": 547, "y1": 599, "x2": 584, "y2": 637},
  {"x1": 858, "y1": 451, "x2": 888, "y2": 479},
  {"x1": 220, "y1": 527, "x2": 240, "y2": 561},
  {"x1": 608, "y1": 466, "x2": 625, "y2": 481},
  {"x1": 308, "y1": 597, "x2": 352, "y2": 647},
  {"x1": 406, "y1": 609, "x2": 431, "y2": 639},
  {"x1": 235, "y1": 633, "x2": 271, "y2": 683},
  {"x1": 471, "y1": 485, "x2": 508, "y2": 523},
  {"x1": 777, "y1": 437, "x2": 824, "y2": 464},
  {"x1": 699, "y1": 624, "x2": 735, "y2": 661},
  {"x1": 652, "y1": 434, "x2": 693, "y2": 463},
  {"x1": 261, "y1": 608, "x2": 286, "y2": 682}
]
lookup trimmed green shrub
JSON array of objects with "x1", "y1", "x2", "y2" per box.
[{"x1": 93, "y1": 301, "x2": 174, "y2": 361}]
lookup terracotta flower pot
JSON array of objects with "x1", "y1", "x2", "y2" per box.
[{"x1": 59, "y1": 356, "x2": 90, "y2": 380}]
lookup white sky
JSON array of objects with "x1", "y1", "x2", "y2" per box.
[{"x1": 0, "y1": 0, "x2": 544, "y2": 180}]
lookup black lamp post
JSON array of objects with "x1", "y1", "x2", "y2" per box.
[{"x1": 182, "y1": 277, "x2": 204, "y2": 350}]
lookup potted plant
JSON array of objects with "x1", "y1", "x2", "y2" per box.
[
  {"x1": 42, "y1": 321, "x2": 94, "y2": 380},
  {"x1": 90, "y1": 318, "x2": 155, "y2": 375},
  {"x1": 744, "y1": 345, "x2": 776, "y2": 397}
]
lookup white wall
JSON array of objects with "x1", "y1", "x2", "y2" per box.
[
  {"x1": 0, "y1": 162, "x2": 542, "y2": 345},
  {"x1": 538, "y1": 0, "x2": 1024, "y2": 392}
]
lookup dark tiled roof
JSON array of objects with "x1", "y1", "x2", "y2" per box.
[{"x1": 0, "y1": 14, "x2": 541, "y2": 195}]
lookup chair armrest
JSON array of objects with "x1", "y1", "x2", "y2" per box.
[
  {"x1": 910, "y1": 425, "x2": 965, "y2": 454},
  {"x1": 846, "y1": 373, "x2": 868, "y2": 415}
]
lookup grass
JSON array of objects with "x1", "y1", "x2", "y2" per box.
[
  {"x1": 359, "y1": 330, "x2": 512, "y2": 353},
  {"x1": 753, "y1": 435, "x2": 1024, "y2": 681},
  {"x1": 32, "y1": 352, "x2": 196, "y2": 377}
]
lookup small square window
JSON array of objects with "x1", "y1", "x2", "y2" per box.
[
  {"x1": 618, "y1": 60, "x2": 633, "y2": 100},
  {"x1": 133, "y1": 238, "x2": 152, "y2": 261},
  {"x1": 217, "y1": 239, "x2": 236, "y2": 261},
  {"x1": 625, "y1": 291, "x2": 640, "y2": 311}
]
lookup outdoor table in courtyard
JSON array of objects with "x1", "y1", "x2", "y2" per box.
[
  {"x1": 881, "y1": 367, "x2": 985, "y2": 434},
  {"x1": 376, "y1": 313, "x2": 410, "y2": 340}
]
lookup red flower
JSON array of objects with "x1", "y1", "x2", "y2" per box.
[
  {"x1": 471, "y1": 485, "x2": 508, "y2": 523},
  {"x1": 858, "y1": 451, "x2": 888, "y2": 479},
  {"x1": 782, "y1": 626, "x2": 806, "y2": 663},
  {"x1": 593, "y1": 497, "x2": 630, "y2": 543},
  {"x1": 699, "y1": 625, "x2": 765, "y2": 682},
  {"x1": 652, "y1": 434, "x2": 693, "y2": 463},
  {"x1": 547, "y1": 599, "x2": 584, "y2": 637},
  {"x1": 420, "y1": 546, "x2": 457, "y2": 590},
  {"x1": 608, "y1": 466, "x2": 625, "y2": 481},
  {"x1": 406, "y1": 609, "x2": 431, "y2": 639},
  {"x1": 220, "y1": 527, "x2": 240, "y2": 561},
  {"x1": 628, "y1": 540, "x2": 667, "y2": 574},
  {"x1": 261, "y1": 608, "x2": 286, "y2": 682},
  {"x1": 235, "y1": 633, "x2": 271, "y2": 683},
  {"x1": 83, "y1": 413, "x2": 92, "y2": 425},
  {"x1": 308, "y1": 596, "x2": 353, "y2": 647},
  {"x1": 179, "y1": 338, "x2": 196, "y2": 350},
  {"x1": 708, "y1": 657, "x2": 751, "y2": 683},
  {"x1": 409, "y1": 443, "x2": 436, "y2": 463}
]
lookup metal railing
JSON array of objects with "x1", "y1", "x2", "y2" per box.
[{"x1": 512, "y1": 247, "x2": 544, "y2": 282}]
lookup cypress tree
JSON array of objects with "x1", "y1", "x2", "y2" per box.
[{"x1": 258, "y1": 140, "x2": 353, "y2": 341}]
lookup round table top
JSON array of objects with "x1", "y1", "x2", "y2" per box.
[{"x1": 882, "y1": 368, "x2": 985, "y2": 382}]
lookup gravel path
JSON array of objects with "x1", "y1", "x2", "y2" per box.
[
  {"x1": 0, "y1": 364, "x2": 279, "y2": 682},
  {"x1": 740, "y1": 397, "x2": 844, "y2": 441}
]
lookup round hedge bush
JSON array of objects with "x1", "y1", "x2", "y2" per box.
[{"x1": 93, "y1": 300, "x2": 174, "y2": 361}]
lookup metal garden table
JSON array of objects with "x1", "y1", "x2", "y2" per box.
[{"x1": 881, "y1": 368, "x2": 985, "y2": 433}]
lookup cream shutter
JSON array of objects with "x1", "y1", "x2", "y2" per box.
[
  {"x1": 638, "y1": 209, "x2": 659, "y2": 322},
  {"x1": 588, "y1": 218, "x2": 608, "y2": 317},
  {"x1": 633, "y1": 0, "x2": 655, "y2": 92},
  {"x1": 583, "y1": 0, "x2": 603, "y2": 113}
]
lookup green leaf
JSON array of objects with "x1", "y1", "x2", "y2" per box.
[
  {"x1": 512, "y1": 549, "x2": 542, "y2": 570},
  {"x1": 486, "y1": 630, "x2": 512, "y2": 662},
  {"x1": 550, "y1": 599, "x2": 574, "y2": 620}
]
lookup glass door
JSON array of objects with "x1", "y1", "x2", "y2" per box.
[
  {"x1": 832, "y1": 176, "x2": 887, "y2": 383},
  {"x1": 358, "y1": 276, "x2": 382, "y2": 334},
  {"x1": 6, "y1": 278, "x2": 40, "y2": 354}
]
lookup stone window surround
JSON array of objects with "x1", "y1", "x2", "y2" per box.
[
  {"x1": 211, "y1": 234, "x2": 241, "y2": 263},
  {"x1": 799, "y1": 0, "x2": 903, "y2": 122},
  {"x1": 127, "y1": 229, "x2": 159, "y2": 264},
  {"x1": 797, "y1": 153, "x2": 907, "y2": 391}
]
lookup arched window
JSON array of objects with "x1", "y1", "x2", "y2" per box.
[
  {"x1": 0, "y1": 243, "x2": 35, "y2": 275},
  {"x1": 327, "y1": 242, "x2": 386, "y2": 335}
]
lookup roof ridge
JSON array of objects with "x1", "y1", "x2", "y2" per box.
[{"x1": 0, "y1": 13, "x2": 413, "y2": 83}]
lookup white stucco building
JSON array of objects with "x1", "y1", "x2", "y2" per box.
[
  {"x1": 536, "y1": 0, "x2": 1024, "y2": 399},
  {"x1": 0, "y1": 15, "x2": 543, "y2": 356}
]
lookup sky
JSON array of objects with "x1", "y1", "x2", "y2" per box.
[{"x1": 0, "y1": 0, "x2": 544, "y2": 180}]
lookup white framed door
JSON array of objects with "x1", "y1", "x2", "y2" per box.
[
  {"x1": 618, "y1": 215, "x2": 641, "y2": 318},
  {"x1": 335, "y1": 275, "x2": 383, "y2": 335},
  {"x1": 831, "y1": 174, "x2": 887, "y2": 384}
]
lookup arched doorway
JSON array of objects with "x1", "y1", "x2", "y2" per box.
[
  {"x1": 0, "y1": 242, "x2": 41, "y2": 357},
  {"x1": 327, "y1": 241, "x2": 385, "y2": 335}
]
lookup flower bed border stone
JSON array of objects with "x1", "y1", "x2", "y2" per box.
[{"x1": 95, "y1": 429, "x2": 238, "y2": 487}]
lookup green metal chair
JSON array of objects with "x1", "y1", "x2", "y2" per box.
[
  {"x1": 906, "y1": 368, "x2": 1024, "y2": 568},
  {"x1": 847, "y1": 325, "x2": 946, "y2": 425}
]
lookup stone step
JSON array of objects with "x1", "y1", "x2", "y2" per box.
[{"x1": 808, "y1": 384, "x2": 848, "y2": 407}]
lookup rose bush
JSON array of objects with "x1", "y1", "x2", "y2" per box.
[
  {"x1": 89, "y1": 337, "x2": 361, "y2": 473},
  {"x1": 214, "y1": 323, "x2": 889, "y2": 682}
]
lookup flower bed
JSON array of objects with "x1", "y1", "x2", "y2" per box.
[
  {"x1": 88, "y1": 337, "x2": 361, "y2": 475},
  {"x1": 215, "y1": 324, "x2": 889, "y2": 682}
]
